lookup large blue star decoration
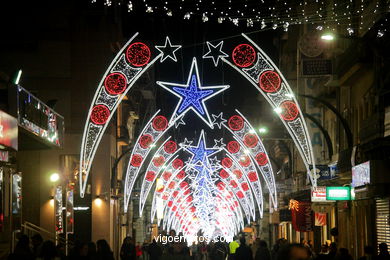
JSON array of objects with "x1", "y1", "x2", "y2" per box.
[
  {"x1": 186, "y1": 131, "x2": 220, "y2": 166},
  {"x1": 157, "y1": 58, "x2": 229, "y2": 128}
]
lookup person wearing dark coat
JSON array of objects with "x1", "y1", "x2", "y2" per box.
[
  {"x1": 378, "y1": 243, "x2": 390, "y2": 260},
  {"x1": 255, "y1": 240, "x2": 271, "y2": 260},
  {"x1": 234, "y1": 237, "x2": 253, "y2": 260},
  {"x1": 96, "y1": 239, "x2": 115, "y2": 260},
  {"x1": 121, "y1": 237, "x2": 137, "y2": 260},
  {"x1": 7, "y1": 234, "x2": 34, "y2": 260},
  {"x1": 148, "y1": 239, "x2": 163, "y2": 260}
]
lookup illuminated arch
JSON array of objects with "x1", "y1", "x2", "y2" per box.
[{"x1": 79, "y1": 32, "x2": 317, "y2": 240}]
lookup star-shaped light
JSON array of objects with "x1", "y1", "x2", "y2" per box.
[
  {"x1": 157, "y1": 58, "x2": 229, "y2": 128},
  {"x1": 213, "y1": 138, "x2": 225, "y2": 148},
  {"x1": 208, "y1": 156, "x2": 220, "y2": 167},
  {"x1": 186, "y1": 131, "x2": 219, "y2": 165},
  {"x1": 211, "y1": 113, "x2": 227, "y2": 129},
  {"x1": 155, "y1": 36, "x2": 182, "y2": 63},
  {"x1": 173, "y1": 115, "x2": 186, "y2": 128},
  {"x1": 202, "y1": 41, "x2": 229, "y2": 67},
  {"x1": 180, "y1": 138, "x2": 193, "y2": 147}
]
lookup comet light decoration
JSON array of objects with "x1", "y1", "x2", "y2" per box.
[{"x1": 79, "y1": 33, "x2": 317, "y2": 241}]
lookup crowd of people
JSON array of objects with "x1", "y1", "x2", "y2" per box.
[{"x1": 7, "y1": 232, "x2": 390, "y2": 260}]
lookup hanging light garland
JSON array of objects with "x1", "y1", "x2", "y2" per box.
[{"x1": 91, "y1": 0, "x2": 389, "y2": 37}]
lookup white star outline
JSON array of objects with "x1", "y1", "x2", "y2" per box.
[
  {"x1": 157, "y1": 58, "x2": 230, "y2": 128},
  {"x1": 213, "y1": 138, "x2": 225, "y2": 148},
  {"x1": 155, "y1": 36, "x2": 182, "y2": 63},
  {"x1": 202, "y1": 41, "x2": 229, "y2": 67},
  {"x1": 211, "y1": 112, "x2": 227, "y2": 129},
  {"x1": 183, "y1": 130, "x2": 221, "y2": 166}
]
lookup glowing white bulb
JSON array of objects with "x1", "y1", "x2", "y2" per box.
[
  {"x1": 321, "y1": 33, "x2": 334, "y2": 41},
  {"x1": 50, "y1": 173, "x2": 60, "y2": 182},
  {"x1": 274, "y1": 107, "x2": 282, "y2": 114}
]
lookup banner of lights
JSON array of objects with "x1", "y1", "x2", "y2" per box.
[{"x1": 79, "y1": 33, "x2": 317, "y2": 241}]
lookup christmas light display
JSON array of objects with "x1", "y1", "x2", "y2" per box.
[
  {"x1": 155, "y1": 36, "x2": 182, "y2": 63},
  {"x1": 221, "y1": 33, "x2": 317, "y2": 187},
  {"x1": 157, "y1": 58, "x2": 229, "y2": 128},
  {"x1": 202, "y1": 41, "x2": 228, "y2": 67},
  {"x1": 79, "y1": 33, "x2": 320, "y2": 242}
]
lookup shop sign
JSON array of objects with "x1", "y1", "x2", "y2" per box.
[
  {"x1": 314, "y1": 212, "x2": 327, "y2": 226},
  {"x1": 17, "y1": 86, "x2": 64, "y2": 147},
  {"x1": 289, "y1": 200, "x2": 313, "y2": 232},
  {"x1": 310, "y1": 165, "x2": 335, "y2": 181},
  {"x1": 0, "y1": 110, "x2": 18, "y2": 150},
  {"x1": 311, "y1": 186, "x2": 329, "y2": 202},
  {"x1": 326, "y1": 187, "x2": 351, "y2": 200},
  {"x1": 352, "y1": 161, "x2": 370, "y2": 187}
]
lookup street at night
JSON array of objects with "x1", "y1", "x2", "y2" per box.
[{"x1": 0, "y1": 0, "x2": 390, "y2": 260}]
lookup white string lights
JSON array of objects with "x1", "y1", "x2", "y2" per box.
[{"x1": 91, "y1": 0, "x2": 389, "y2": 36}]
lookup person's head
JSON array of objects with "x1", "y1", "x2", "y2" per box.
[
  {"x1": 276, "y1": 244, "x2": 310, "y2": 260},
  {"x1": 320, "y1": 244, "x2": 328, "y2": 253},
  {"x1": 87, "y1": 242, "x2": 97, "y2": 255},
  {"x1": 97, "y1": 239, "x2": 111, "y2": 254},
  {"x1": 79, "y1": 243, "x2": 89, "y2": 256},
  {"x1": 40, "y1": 240, "x2": 57, "y2": 258},
  {"x1": 16, "y1": 234, "x2": 30, "y2": 249},
  {"x1": 364, "y1": 246, "x2": 374, "y2": 255},
  {"x1": 239, "y1": 237, "x2": 246, "y2": 246},
  {"x1": 329, "y1": 242, "x2": 337, "y2": 253},
  {"x1": 31, "y1": 234, "x2": 43, "y2": 247},
  {"x1": 260, "y1": 240, "x2": 268, "y2": 248},
  {"x1": 379, "y1": 243, "x2": 388, "y2": 254},
  {"x1": 123, "y1": 236, "x2": 132, "y2": 245}
]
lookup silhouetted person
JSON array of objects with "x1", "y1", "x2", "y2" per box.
[
  {"x1": 96, "y1": 239, "x2": 114, "y2": 260},
  {"x1": 235, "y1": 237, "x2": 253, "y2": 260},
  {"x1": 336, "y1": 248, "x2": 353, "y2": 260},
  {"x1": 32, "y1": 234, "x2": 44, "y2": 257},
  {"x1": 358, "y1": 246, "x2": 375, "y2": 260},
  {"x1": 121, "y1": 236, "x2": 137, "y2": 260},
  {"x1": 328, "y1": 243, "x2": 338, "y2": 260},
  {"x1": 378, "y1": 243, "x2": 390, "y2": 260},
  {"x1": 87, "y1": 242, "x2": 97, "y2": 259},
  {"x1": 212, "y1": 238, "x2": 228, "y2": 260},
  {"x1": 255, "y1": 240, "x2": 270, "y2": 260},
  {"x1": 8, "y1": 234, "x2": 34, "y2": 260},
  {"x1": 37, "y1": 240, "x2": 59, "y2": 260},
  {"x1": 276, "y1": 244, "x2": 309, "y2": 260},
  {"x1": 70, "y1": 242, "x2": 89, "y2": 260},
  {"x1": 148, "y1": 239, "x2": 162, "y2": 260}
]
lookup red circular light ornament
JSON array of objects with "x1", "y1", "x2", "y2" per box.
[
  {"x1": 239, "y1": 155, "x2": 251, "y2": 167},
  {"x1": 255, "y1": 152, "x2": 268, "y2": 166},
  {"x1": 145, "y1": 171, "x2": 156, "y2": 182},
  {"x1": 244, "y1": 133, "x2": 258, "y2": 148},
  {"x1": 219, "y1": 169, "x2": 229, "y2": 179},
  {"x1": 152, "y1": 156, "x2": 165, "y2": 167},
  {"x1": 222, "y1": 157, "x2": 233, "y2": 168},
  {"x1": 227, "y1": 141, "x2": 240, "y2": 154},
  {"x1": 248, "y1": 171, "x2": 258, "y2": 182},
  {"x1": 168, "y1": 201, "x2": 173, "y2": 207},
  {"x1": 162, "y1": 171, "x2": 172, "y2": 181},
  {"x1": 180, "y1": 181, "x2": 189, "y2": 189},
  {"x1": 230, "y1": 180, "x2": 238, "y2": 188},
  {"x1": 217, "y1": 182, "x2": 225, "y2": 190},
  {"x1": 168, "y1": 181, "x2": 176, "y2": 189},
  {"x1": 177, "y1": 170, "x2": 185, "y2": 179},
  {"x1": 241, "y1": 183, "x2": 249, "y2": 191},
  {"x1": 232, "y1": 44, "x2": 256, "y2": 68},
  {"x1": 228, "y1": 115, "x2": 244, "y2": 131},
  {"x1": 237, "y1": 191, "x2": 245, "y2": 199},
  {"x1": 233, "y1": 170, "x2": 243, "y2": 179},
  {"x1": 164, "y1": 141, "x2": 177, "y2": 154},
  {"x1": 152, "y1": 115, "x2": 168, "y2": 131},
  {"x1": 90, "y1": 105, "x2": 110, "y2": 125},
  {"x1": 172, "y1": 159, "x2": 184, "y2": 169},
  {"x1": 104, "y1": 73, "x2": 127, "y2": 95},
  {"x1": 130, "y1": 154, "x2": 143, "y2": 167},
  {"x1": 139, "y1": 134, "x2": 154, "y2": 149},
  {"x1": 173, "y1": 191, "x2": 179, "y2": 198},
  {"x1": 126, "y1": 42, "x2": 151, "y2": 67},
  {"x1": 259, "y1": 71, "x2": 281, "y2": 93},
  {"x1": 280, "y1": 101, "x2": 299, "y2": 121}
]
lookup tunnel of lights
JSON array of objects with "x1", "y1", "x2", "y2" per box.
[{"x1": 79, "y1": 32, "x2": 316, "y2": 242}]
